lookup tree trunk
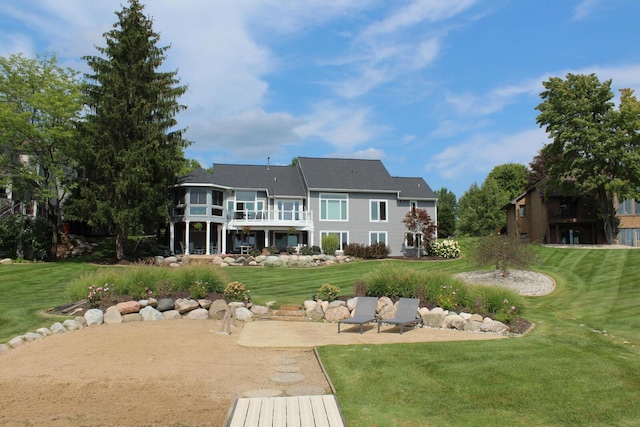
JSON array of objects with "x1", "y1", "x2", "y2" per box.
[
  {"x1": 47, "y1": 200, "x2": 59, "y2": 261},
  {"x1": 115, "y1": 228, "x2": 126, "y2": 261}
]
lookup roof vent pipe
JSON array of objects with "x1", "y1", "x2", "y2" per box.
[{"x1": 267, "y1": 156, "x2": 270, "y2": 170}]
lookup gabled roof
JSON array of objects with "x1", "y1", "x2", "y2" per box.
[
  {"x1": 177, "y1": 165, "x2": 305, "y2": 197},
  {"x1": 297, "y1": 157, "x2": 395, "y2": 192},
  {"x1": 391, "y1": 176, "x2": 436, "y2": 200},
  {"x1": 176, "y1": 157, "x2": 436, "y2": 199}
]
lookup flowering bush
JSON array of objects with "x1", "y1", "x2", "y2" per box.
[
  {"x1": 494, "y1": 298, "x2": 520, "y2": 324},
  {"x1": 428, "y1": 239, "x2": 461, "y2": 259},
  {"x1": 317, "y1": 283, "x2": 340, "y2": 301},
  {"x1": 189, "y1": 280, "x2": 209, "y2": 299},
  {"x1": 435, "y1": 284, "x2": 461, "y2": 310},
  {"x1": 224, "y1": 281, "x2": 248, "y2": 301},
  {"x1": 87, "y1": 283, "x2": 112, "y2": 308}
]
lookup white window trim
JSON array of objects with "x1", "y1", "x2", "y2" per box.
[
  {"x1": 370, "y1": 199, "x2": 388, "y2": 222},
  {"x1": 369, "y1": 231, "x2": 387, "y2": 245},
  {"x1": 319, "y1": 193, "x2": 348, "y2": 221},
  {"x1": 320, "y1": 231, "x2": 349, "y2": 251}
]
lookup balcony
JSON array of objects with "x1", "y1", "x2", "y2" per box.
[
  {"x1": 227, "y1": 209, "x2": 313, "y2": 229},
  {"x1": 548, "y1": 208, "x2": 597, "y2": 224}
]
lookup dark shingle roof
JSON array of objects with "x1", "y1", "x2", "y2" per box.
[
  {"x1": 391, "y1": 177, "x2": 437, "y2": 200},
  {"x1": 297, "y1": 157, "x2": 397, "y2": 191},
  {"x1": 177, "y1": 165, "x2": 305, "y2": 197}
]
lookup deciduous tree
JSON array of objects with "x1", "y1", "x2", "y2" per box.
[
  {"x1": 402, "y1": 208, "x2": 436, "y2": 256},
  {"x1": 536, "y1": 73, "x2": 640, "y2": 243},
  {"x1": 0, "y1": 54, "x2": 83, "y2": 259},
  {"x1": 434, "y1": 187, "x2": 457, "y2": 237},
  {"x1": 457, "y1": 177, "x2": 510, "y2": 236},
  {"x1": 69, "y1": 0, "x2": 189, "y2": 260}
]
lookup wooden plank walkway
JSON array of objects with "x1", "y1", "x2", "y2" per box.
[{"x1": 225, "y1": 395, "x2": 346, "y2": 427}]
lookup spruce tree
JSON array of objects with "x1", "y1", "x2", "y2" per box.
[{"x1": 70, "y1": 0, "x2": 188, "y2": 260}]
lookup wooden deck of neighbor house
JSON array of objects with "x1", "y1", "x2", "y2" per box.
[{"x1": 224, "y1": 394, "x2": 345, "y2": 427}]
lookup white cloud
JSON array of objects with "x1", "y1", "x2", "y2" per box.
[
  {"x1": 188, "y1": 109, "x2": 305, "y2": 159},
  {"x1": 295, "y1": 102, "x2": 386, "y2": 149},
  {"x1": 428, "y1": 128, "x2": 547, "y2": 181},
  {"x1": 573, "y1": 0, "x2": 601, "y2": 21},
  {"x1": 326, "y1": 147, "x2": 387, "y2": 160}
]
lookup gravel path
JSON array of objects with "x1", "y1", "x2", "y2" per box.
[{"x1": 454, "y1": 270, "x2": 555, "y2": 296}]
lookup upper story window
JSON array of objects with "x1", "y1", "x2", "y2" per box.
[
  {"x1": 211, "y1": 190, "x2": 224, "y2": 217},
  {"x1": 231, "y1": 191, "x2": 262, "y2": 219},
  {"x1": 277, "y1": 199, "x2": 301, "y2": 220},
  {"x1": 370, "y1": 200, "x2": 387, "y2": 222},
  {"x1": 189, "y1": 188, "x2": 207, "y2": 215},
  {"x1": 519, "y1": 205, "x2": 526, "y2": 217},
  {"x1": 618, "y1": 199, "x2": 633, "y2": 215},
  {"x1": 320, "y1": 193, "x2": 347, "y2": 221}
]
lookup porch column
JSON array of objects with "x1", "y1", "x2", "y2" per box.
[
  {"x1": 169, "y1": 222, "x2": 175, "y2": 254},
  {"x1": 221, "y1": 223, "x2": 227, "y2": 254},
  {"x1": 185, "y1": 220, "x2": 190, "y2": 254},
  {"x1": 264, "y1": 231, "x2": 270, "y2": 249},
  {"x1": 205, "y1": 221, "x2": 211, "y2": 255}
]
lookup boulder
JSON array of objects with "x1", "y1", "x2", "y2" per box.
[
  {"x1": 122, "y1": 313, "x2": 142, "y2": 322},
  {"x1": 84, "y1": 308, "x2": 104, "y2": 326},
  {"x1": 430, "y1": 307, "x2": 445, "y2": 314},
  {"x1": 198, "y1": 299, "x2": 212, "y2": 309},
  {"x1": 303, "y1": 300, "x2": 317, "y2": 311},
  {"x1": 0, "y1": 343, "x2": 10, "y2": 354},
  {"x1": 346, "y1": 297, "x2": 359, "y2": 311},
  {"x1": 464, "y1": 320, "x2": 483, "y2": 332},
  {"x1": 104, "y1": 306, "x2": 123, "y2": 324},
  {"x1": 306, "y1": 305, "x2": 324, "y2": 321},
  {"x1": 63, "y1": 319, "x2": 83, "y2": 331},
  {"x1": 250, "y1": 305, "x2": 269, "y2": 315},
  {"x1": 148, "y1": 297, "x2": 158, "y2": 308},
  {"x1": 459, "y1": 312, "x2": 472, "y2": 320},
  {"x1": 328, "y1": 300, "x2": 346, "y2": 309},
  {"x1": 23, "y1": 332, "x2": 43, "y2": 341},
  {"x1": 422, "y1": 312, "x2": 445, "y2": 328},
  {"x1": 208, "y1": 299, "x2": 228, "y2": 319},
  {"x1": 50, "y1": 322, "x2": 67, "y2": 334},
  {"x1": 444, "y1": 314, "x2": 466, "y2": 331},
  {"x1": 235, "y1": 307, "x2": 254, "y2": 321},
  {"x1": 324, "y1": 306, "x2": 351, "y2": 322},
  {"x1": 0, "y1": 258, "x2": 12, "y2": 265},
  {"x1": 36, "y1": 327, "x2": 51, "y2": 337},
  {"x1": 378, "y1": 303, "x2": 397, "y2": 320},
  {"x1": 175, "y1": 298, "x2": 199, "y2": 314},
  {"x1": 184, "y1": 308, "x2": 209, "y2": 320},
  {"x1": 8, "y1": 336, "x2": 25, "y2": 348},
  {"x1": 162, "y1": 310, "x2": 182, "y2": 319},
  {"x1": 117, "y1": 301, "x2": 141, "y2": 315},
  {"x1": 164, "y1": 256, "x2": 178, "y2": 264},
  {"x1": 74, "y1": 316, "x2": 87, "y2": 327},
  {"x1": 140, "y1": 306, "x2": 164, "y2": 321},
  {"x1": 377, "y1": 297, "x2": 393, "y2": 313},
  {"x1": 156, "y1": 298, "x2": 175, "y2": 312},
  {"x1": 470, "y1": 313, "x2": 484, "y2": 322},
  {"x1": 490, "y1": 320, "x2": 509, "y2": 334}
]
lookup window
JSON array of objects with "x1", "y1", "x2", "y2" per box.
[
  {"x1": 405, "y1": 232, "x2": 421, "y2": 248},
  {"x1": 370, "y1": 231, "x2": 387, "y2": 245},
  {"x1": 320, "y1": 193, "x2": 348, "y2": 221},
  {"x1": 519, "y1": 205, "x2": 526, "y2": 217},
  {"x1": 321, "y1": 231, "x2": 348, "y2": 251},
  {"x1": 211, "y1": 190, "x2": 224, "y2": 216},
  {"x1": 277, "y1": 199, "x2": 301, "y2": 220},
  {"x1": 189, "y1": 188, "x2": 207, "y2": 215},
  {"x1": 618, "y1": 199, "x2": 632, "y2": 215},
  {"x1": 370, "y1": 200, "x2": 387, "y2": 222}
]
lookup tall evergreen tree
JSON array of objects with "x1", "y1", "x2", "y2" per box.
[
  {"x1": 434, "y1": 187, "x2": 457, "y2": 237},
  {"x1": 457, "y1": 177, "x2": 510, "y2": 236},
  {"x1": 69, "y1": 0, "x2": 188, "y2": 260}
]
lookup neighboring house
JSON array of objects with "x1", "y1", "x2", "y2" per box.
[
  {"x1": 169, "y1": 157, "x2": 437, "y2": 256},
  {"x1": 505, "y1": 181, "x2": 640, "y2": 245},
  {"x1": 0, "y1": 153, "x2": 39, "y2": 221}
]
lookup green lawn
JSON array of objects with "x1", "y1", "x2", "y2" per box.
[{"x1": 1, "y1": 245, "x2": 639, "y2": 426}]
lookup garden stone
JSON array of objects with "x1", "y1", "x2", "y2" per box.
[
  {"x1": 470, "y1": 314, "x2": 483, "y2": 322},
  {"x1": 156, "y1": 298, "x2": 175, "y2": 312},
  {"x1": 104, "y1": 306, "x2": 123, "y2": 324},
  {"x1": 286, "y1": 385, "x2": 326, "y2": 396},
  {"x1": 265, "y1": 301, "x2": 276, "y2": 308},
  {"x1": 50, "y1": 322, "x2": 67, "y2": 334},
  {"x1": 422, "y1": 312, "x2": 445, "y2": 328},
  {"x1": 0, "y1": 258, "x2": 12, "y2": 265},
  {"x1": 197, "y1": 299, "x2": 212, "y2": 309},
  {"x1": 243, "y1": 389, "x2": 283, "y2": 398},
  {"x1": 459, "y1": 312, "x2": 472, "y2": 320},
  {"x1": 23, "y1": 332, "x2": 43, "y2": 341},
  {"x1": 0, "y1": 343, "x2": 10, "y2": 354},
  {"x1": 328, "y1": 300, "x2": 346, "y2": 309},
  {"x1": 250, "y1": 305, "x2": 269, "y2": 315},
  {"x1": 378, "y1": 304, "x2": 397, "y2": 320},
  {"x1": 140, "y1": 306, "x2": 163, "y2": 321},
  {"x1": 444, "y1": 314, "x2": 466, "y2": 331},
  {"x1": 184, "y1": 308, "x2": 209, "y2": 320},
  {"x1": 8, "y1": 336, "x2": 25, "y2": 348},
  {"x1": 154, "y1": 256, "x2": 165, "y2": 265},
  {"x1": 223, "y1": 257, "x2": 235, "y2": 264},
  {"x1": 346, "y1": 297, "x2": 358, "y2": 311},
  {"x1": 430, "y1": 307, "x2": 445, "y2": 314},
  {"x1": 490, "y1": 320, "x2": 509, "y2": 334},
  {"x1": 319, "y1": 300, "x2": 329, "y2": 312},
  {"x1": 164, "y1": 256, "x2": 178, "y2": 264},
  {"x1": 303, "y1": 300, "x2": 317, "y2": 311},
  {"x1": 74, "y1": 316, "x2": 87, "y2": 327},
  {"x1": 84, "y1": 308, "x2": 104, "y2": 326},
  {"x1": 63, "y1": 319, "x2": 83, "y2": 331},
  {"x1": 122, "y1": 313, "x2": 142, "y2": 322},
  {"x1": 464, "y1": 320, "x2": 483, "y2": 332},
  {"x1": 138, "y1": 299, "x2": 149, "y2": 308},
  {"x1": 306, "y1": 304, "x2": 324, "y2": 321},
  {"x1": 117, "y1": 301, "x2": 140, "y2": 315},
  {"x1": 169, "y1": 262, "x2": 181, "y2": 268},
  {"x1": 418, "y1": 307, "x2": 430, "y2": 317},
  {"x1": 36, "y1": 327, "x2": 51, "y2": 337},
  {"x1": 254, "y1": 255, "x2": 267, "y2": 263},
  {"x1": 249, "y1": 260, "x2": 258, "y2": 266},
  {"x1": 324, "y1": 306, "x2": 350, "y2": 322},
  {"x1": 162, "y1": 310, "x2": 182, "y2": 319},
  {"x1": 175, "y1": 298, "x2": 199, "y2": 314},
  {"x1": 377, "y1": 297, "x2": 393, "y2": 312},
  {"x1": 148, "y1": 297, "x2": 158, "y2": 308},
  {"x1": 208, "y1": 299, "x2": 228, "y2": 319},
  {"x1": 235, "y1": 307, "x2": 253, "y2": 321}
]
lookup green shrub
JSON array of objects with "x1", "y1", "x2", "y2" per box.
[
  {"x1": 189, "y1": 280, "x2": 208, "y2": 299},
  {"x1": 344, "y1": 242, "x2": 390, "y2": 259},
  {"x1": 321, "y1": 234, "x2": 340, "y2": 255},
  {"x1": 0, "y1": 214, "x2": 51, "y2": 260},
  {"x1": 317, "y1": 283, "x2": 340, "y2": 301},
  {"x1": 470, "y1": 285, "x2": 524, "y2": 324},
  {"x1": 299, "y1": 245, "x2": 322, "y2": 256},
  {"x1": 224, "y1": 281, "x2": 248, "y2": 301}
]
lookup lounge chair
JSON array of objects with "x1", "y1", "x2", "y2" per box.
[
  {"x1": 377, "y1": 297, "x2": 422, "y2": 334},
  {"x1": 338, "y1": 296, "x2": 379, "y2": 334}
]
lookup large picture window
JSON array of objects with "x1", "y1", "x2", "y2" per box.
[
  {"x1": 320, "y1": 193, "x2": 347, "y2": 221},
  {"x1": 321, "y1": 231, "x2": 348, "y2": 251},
  {"x1": 370, "y1": 231, "x2": 387, "y2": 245},
  {"x1": 370, "y1": 200, "x2": 387, "y2": 222},
  {"x1": 189, "y1": 188, "x2": 207, "y2": 215}
]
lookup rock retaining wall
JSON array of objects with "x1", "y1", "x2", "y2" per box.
[{"x1": 152, "y1": 254, "x2": 353, "y2": 268}]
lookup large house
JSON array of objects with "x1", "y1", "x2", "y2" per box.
[
  {"x1": 504, "y1": 182, "x2": 640, "y2": 246},
  {"x1": 169, "y1": 157, "x2": 437, "y2": 256}
]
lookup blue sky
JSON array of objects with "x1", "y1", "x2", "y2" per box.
[{"x1": 2, "y1": 0, "x2": 640, "y2": 198}]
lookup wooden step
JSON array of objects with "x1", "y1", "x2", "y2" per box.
[{"x1": 270, "y1": 306, "x2": 306, "y2": 322}]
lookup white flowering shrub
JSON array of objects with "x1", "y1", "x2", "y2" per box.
[{"x1": 428, "y1": 239, "x2": 461, "y2": 259}]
